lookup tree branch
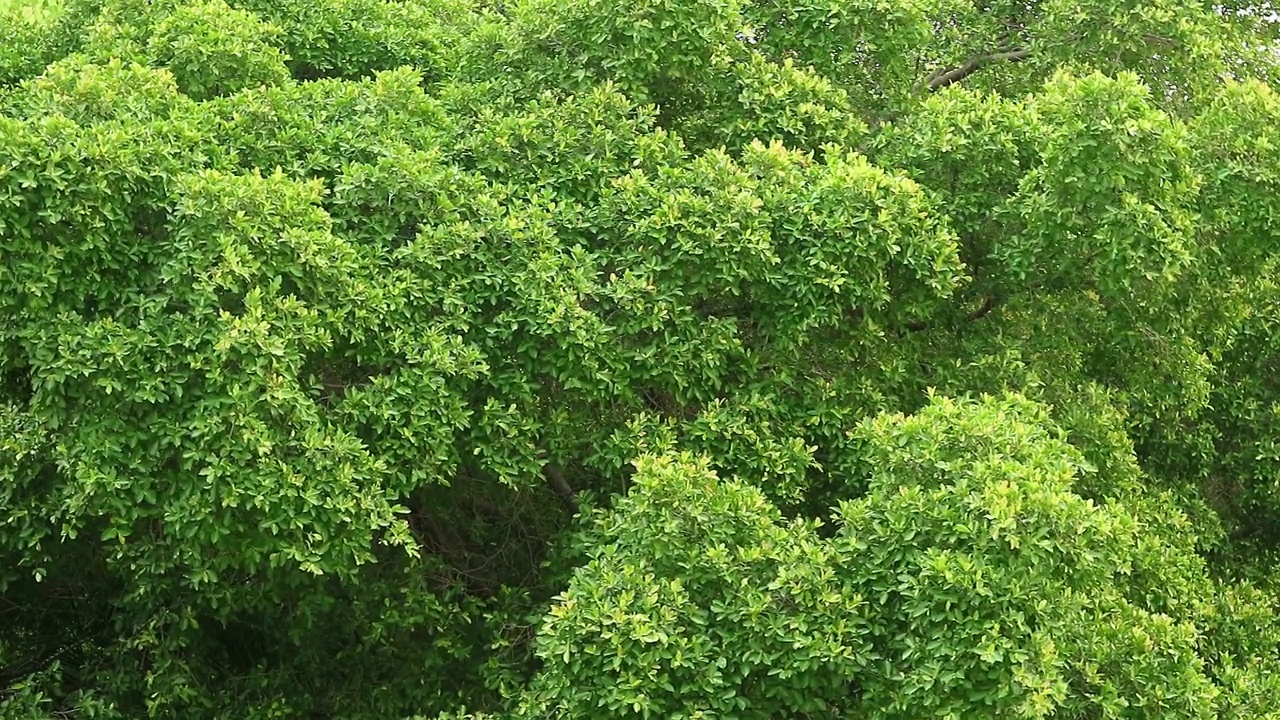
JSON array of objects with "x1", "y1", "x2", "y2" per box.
[
  {"x1": 965, "y1": 294, "x2": 1000, "y2": 322},
  {"x1": 543, "y1": 464, "x2": 579, "y2": 515},
  {"x1": 928, "y1": 48, "x2": 1032, "y2": 90},
  {"x1": 902, "y1": 295, "x2": 1002, "y2": 334}
]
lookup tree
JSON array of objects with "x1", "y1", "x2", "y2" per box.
[
  {"x1": 522, "y1": 397, "x2": 1246, "y2": 718},
  {"x1": 1, "y1": 0, "x2": 1279, "y2": 717}
]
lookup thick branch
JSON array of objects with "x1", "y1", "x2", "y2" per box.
[
  {"x1": 543, "y1": 464, "x2": 579, "y2": 515},
  {"x1": 903, "y1": 295, "x2": 1002, "y2": 334},
  {"x1": 965, "y1": 294, "x2": 1000, "y2": 322},
  {"x1": 928, "y1": 48, "x2": 1031, "y2": 90}
]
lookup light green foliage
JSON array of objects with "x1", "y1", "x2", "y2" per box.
[
  {"x1": 741, "y1": 0, "x2": 934, "y2": 111},
  {"x1": 523, "y1": 453, "x2": 865, "y2": 718},
  {"x1": 146, "y1": 0, "x2": 290, "y2": 100},
  {"x1": 3, "y1": 0, "x2": 1280, "y2": 717},
  {"x1": 526, "y1": 397, "x2": 1273, "y2": 718},
  {"x1": 231, "y1": 0, "x2": 473, "y2": 82},
  {"x1": 846, "y1": 395, "x2": 1220, "y2": 718},
  {"x1": 0, "y1": 0, "x2": 71, "y2": 84}
]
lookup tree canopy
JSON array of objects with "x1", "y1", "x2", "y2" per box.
[{"x1": 3, "y1": 0, "x2": 1280, "y2": 717}]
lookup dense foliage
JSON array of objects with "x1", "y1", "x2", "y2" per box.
[{"x1": 3, "y1": 0, "x2": 1280, "y2": 717}]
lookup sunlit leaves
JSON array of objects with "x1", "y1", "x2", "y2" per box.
[
  {"x1": 4, "y1": 0, "x2": 1280, "y2": 716},
  {"x1": 523, "y1": 453, "x2": 868, "y2": 719},
  {"x1": 530, "y1": 396, "x2": 1249, "y2": 718}
]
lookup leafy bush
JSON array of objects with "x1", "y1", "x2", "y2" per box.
[{"x1": 524, "y1": 396, "x2": 1256, "y2": 718}]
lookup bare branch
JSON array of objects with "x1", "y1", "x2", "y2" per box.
[{"x1": 928, "y1": 48, "x2": 1032, "y2": 90}]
